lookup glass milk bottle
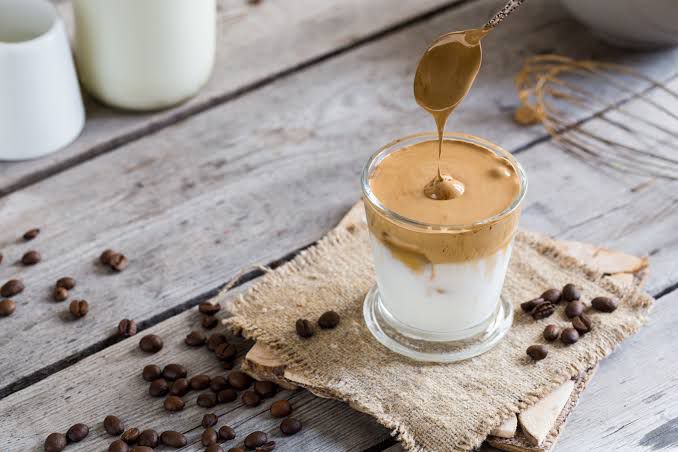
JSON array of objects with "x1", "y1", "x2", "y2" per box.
[{"x1": 72, "y1": 0, "x2": 216, "y2": 111}]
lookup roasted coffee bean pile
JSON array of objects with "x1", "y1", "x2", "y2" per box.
[
  {"x1": 295, "y1": 310, "x2": 341, "y2": 339},
  {"x1": 522, "y1": 283, "x2": 619, "y2": 360}
]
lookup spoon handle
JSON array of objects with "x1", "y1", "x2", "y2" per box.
[{"x1": 484, "y1": 0, "x2": 525, "y2": 29}]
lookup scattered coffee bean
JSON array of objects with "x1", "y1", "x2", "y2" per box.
[
  {"x1": 22, "y1": 250, "x2": 41, "y2": 265},
  {"x1": 218, "y1": 425, "x2": 236, "y2": 441},
  {"x1": 139, "y1": 334, "x2": 163, "y2": 353},
  {"x1": 207, "y1": 333, "x2": 227, "y2": 351},
  {"x1": 206, "y1": 445, "x2": 225, "y2": 452},
  {"x1": 121, "y1": 427, "x2": 141, "y2": 444},
  {"x1": 142, "y1": 364, "x2": 161, "y2": 382},
  {"x1": 164, "y1": 395, "x2": 185, "y2": 412},
  {"x1": 69, "y1": 299, "x2": 89, "y2": 318},
  {"x1": 202, "y1": 315, "x2": 219, "y2": 329},
  {"x1": 223, "y1": 361, "x2": 234, "y2": 370},
  {"x1": 210, "y1": 376, "x2": 229, "y2": 392},
  {"x1": 185, "y1": 330, "x2": 206, "y2": 346},
  {"x1": 198, "y1": 392, "x2": 218, "y2": 408},
  {"x1": 242, "y1": 390, "x2": 261, "y2": 407},
  {"x1": 56, "y1": 277, "x2": 76, "y2": 290},
  {"x1": 1, "y1": 279, "x2": 24, "y2": 297},
  {"x1": 149, "y1": 378, "x2": 169, "y2": 397},
  {"x1": 541, "y1": 288, "x2": 561, "y2": 303},
  {"x1": 592, "y1": 296, "x2": 618, "y2": 313},
  {"x1": 44, "y1": 432, "x2": 67, "y2": 452},
  {"x1": 160, "y1": 431, "x2": 187, "y2": 448},
  {"x1": 109, "y1": 439, "x2": 130, "y2": 452},
  {"x1": 53, "y1": 287, "x2": 69, "y2": 302},
  {"x1": 531, "y1": 301, "x2": 555, "y2": 320},
  {"x1": 280, "y1": 418, "x2": 302, "y2": 436},
  {"x1": 0, "y1": 299, "x2": 16, "y2": 317},
  {"x1": 520, "y1": 297, "x2": 543, "y2": 313},
  {"x1": 104, "y1": 415, "x2": 125, "y2": 436},
  {"x1": 565, "y1": 300, "x2": 585, "y2": 318},
  {"x1": 137, "y1": 429, "x2": 159, "y2": 448},
  {"x1": 162, "y1": 363, "x2": 187, "y2": 381},
  {"x1": 295, "y1": 319, "x2": 314, "y2": 338},
  {"x1": 543, "y1": 324, "x2": 560, "y2": 342},
  {"x1": 23, "y1": 228, "x2": 40, "y2": 241},
  {"x1": 202, "y1": 413, "x2": 218, "y2": 429},
  {"x1": 66, "y1": 423, "x2": 89, "y2": 442},
  {"x1": 270, "y1": 399, "x2": 292, "y2": 418},
  {"x1": 228, "y1": 371, "x2": 252, "y2": 390},
  {"x1": 109, "y1": 253, "x2": 129, "y2": 272},
  {"x1": 215, "y1": 343, "x2": 237, "y2": 361},
  {"x1": 572, "y1": 314, "x2": 592, "y2": 334},
  {"x1": 190, "y1": 374, "x2": 211, "y2": 391},
  {"x1": 561, "y1": 283, "x2": 580, "y2": 302},
  {"x1": 100, "y1": 249, "x2": 116, "y2": 265},
  {"x1": 169, "y1": 378, "x2": 190, "y2": 396},
  {"x1": 131, "y1": 447, "x2": 153, "y2": 452},
  {"x1": 253, "y1": 381, "x2": 277, "y2": 399},
  {"x1": 118, "y1": 319, "x2": 137, "y2": 337},
  {"x1": 217, "y1": 388, "x2": 238, "y2": 403},
  {"x1": 199, "y1": 302, "x2": 221, "y2": 316},
  {"x1": 526, "y1": 344, "x2": 548, "y2": 361},
  {"x1": 318, "y1": 310, "x2": 340, "y2": 329},
  {"x1": 255, "y1": 440, "x2": 276, "y2": 451},
  {"x1": 202, "y1": 427, "x2": 218, "y2": 446},
  {"x1": 560, "y1": 327, "x2": 580, "y2": 345},
  {"x1": 244, "y1": 431, "x2": 268, "y2": 449}
]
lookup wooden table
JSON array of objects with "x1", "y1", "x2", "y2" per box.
[{"x1": 2, "y1": 0, "x2": 677, "y2": 450}]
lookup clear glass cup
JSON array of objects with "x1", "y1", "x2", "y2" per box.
[{"x1": 361, "y1": 132, "x2": 527, "y2": 362}]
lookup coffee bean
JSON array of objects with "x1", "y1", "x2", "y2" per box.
[
  {"x1": 139, "y1": 334, "x2": 163, "y2": 353},
  {"x1": 228, "y1": 371, "x2": 252, "y2": 390},
  {"x1": 531, "y1": 301, "x2": 555, "y2": 320},
  {"x1": 149, "y1": 378, "x2": 169, "y2": 397},
  {"x1": 244, "y1": 431, "x2": 268, "y2": 449},
  {"x1": 100, "y1": 249, "x2": 116, "y2": 265},
  {"x1": 318, "y1": 310, "x2": 340, "y2": 329},
  {"x1": 169, "y1": 378, "x2": 190, "y2": 396},
  {"x1": 526, "y1": 344, "x2": 548, "y2": 361},
  {"x1": 44, "y1": 432, "x2": 67, "y2": 452},
  {"x1": 198, "y1": 392, "x2": 218, "y2": 408},
  {"x1": 210, "y1": 376, "x2": 229, "y2": 392},
  {"x1": 164, "y1": 395, "x2": 185, "y2": 412},
  {"x1": 104, "y1": 415, "x2": 125, "y2": 436},
  {"x1": 199, "y1": 302, "x2": 222, "y2": 316},
  {"x1": 572, "y1": 314, "x2": 592, "y2": 334},
  {"x1": 215, "y1": 343, "x2": 237, "y2": 361},
  {"x1": 270, "y1": 399, "x2": 292, "y2": 418},
  {"x1": 22, "y1": 250, "x2": 41, "y2": 266},
  {"x1": 560, "y1": 327, "x2": 580, "y2": 345},
  {"x1": 121, "y1": 427, "x2": 141, "y2": 444},
  {"x1": 280, "y1": 418, "x2": 302, "y2": 436},
  {"x1": 163, "y1": 363, "x2": 187, "y2": 381},
  {"x1": 137, "y1": 429, "x2": 159, "y2": 448},
  {"x1": 202, "y1": 427, "x2": 218, "y2": 446},
  {"x1": 118, "y1": 319, "x2": 137, "y2": 337},
  {"x1": 0, "y1": 299, "x2": 16, "y2": 317},
  {"x1": 109, "y1": 439, "x2": 130, "y2": 452},
  {"x1": 207, "y1": 333, "x2": 227, "y2": 351},
  {"x1": 592, "y1": 296, "x2": 618, "y2": 313},
  {"x1": 561, "y1": 283, "x2": 580, "y2": 302},
  {"x1": 142, "y1": 364, "x2": 161, "y2": 382},
  {"x1": 520, "y1": 297, "x2": 543, "y2": 313},
  {"x1": 217, "y1": 388, "x2": 238, "y2": 403},
  {"x1": 253, "y1": 381, "x2": 277, "y2": 399},
  {"x1": 206, "y1": 445, "x2": 225, "y2": 452},
  {"x1": 255, "y1": 440, "x2": 276, "y2": 451},
  {"x1": 228, "y1": 448, "x2": 245, "y2": 452},
  {"x1": 190, "y1": 374, "x2": 211, "y2": 390},
  {"x1": 565, "y1": 300, "x2": 585, "y2": 318},
  {"x1": 543, "y1": 324, "x2": 560, "y2": 342},
  {"x1": 53, "y1": 287, "x2": 68, "y2": 302},
  {"x1": 223, "y1": 361, "x2": 234, "y2": 370},
  {"x1": 202, "y1": 315, "x2": 219, "y2": 329},
  {"x1": 218, "y1": 425, "x2": 236, "y2": 441},
  {"x1": 202, "y1": 413, "x2": 218, "y2": 428},
  {"x1": 131, "y1": 447, "x2": 154, "y2": 452},
  {"x1": 242, "y1": 390, "x2": 261, "y2": 407},
  {"x1": 56, "y1": 277, "x2": 76, "y2": 290},
  {"x1": 69, "y1": 299, "x2": 89, "y2": 318},
  {"x1": 1, "y1": 279, "x2": 24, "y2": 297},
  {"x1": 66, "y1": 423, "x2": 89, "y2": 442},
  {"x1": 109, "y1": 253, "x2": 129, "y2": 272},
  {"x1": 541, "y1": 288, "x2": 561, "y2": 303},
  {"x1": 23, "y1": 228, "x2": 40, "y2": 241},
  {"x1": 185, "y1": 330, "x2": 206, "y2": 346},
  {"x1": 295, "y1": 319, "x2": 314, "y2": 338},
  {"x1": 160, "y1": 431, "x2": 187, "y2": 448}
]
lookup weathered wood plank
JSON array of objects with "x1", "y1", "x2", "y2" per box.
[
  {"x1": 2, "y1": 0, "x2": 677, "y2": 395},
  {"x1": 0, "y1": 0, "x2": 464, "y2": 195}
]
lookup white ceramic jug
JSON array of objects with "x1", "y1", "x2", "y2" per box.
[{"x1": 72, "y1": 0, "x2": 216, "y2": 111}]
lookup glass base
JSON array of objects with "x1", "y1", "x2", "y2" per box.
[{"x1": 363, "y1": 285, "x2": 513, "y2": 362}]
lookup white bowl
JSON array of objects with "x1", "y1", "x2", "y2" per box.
[{"x1": 561, "y1": 0, "x2": 678, "y2": 49}]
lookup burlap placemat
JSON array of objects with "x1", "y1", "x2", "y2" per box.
[{"x1": 226, "y1": 204, "x2": 654, "y2": 451}]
